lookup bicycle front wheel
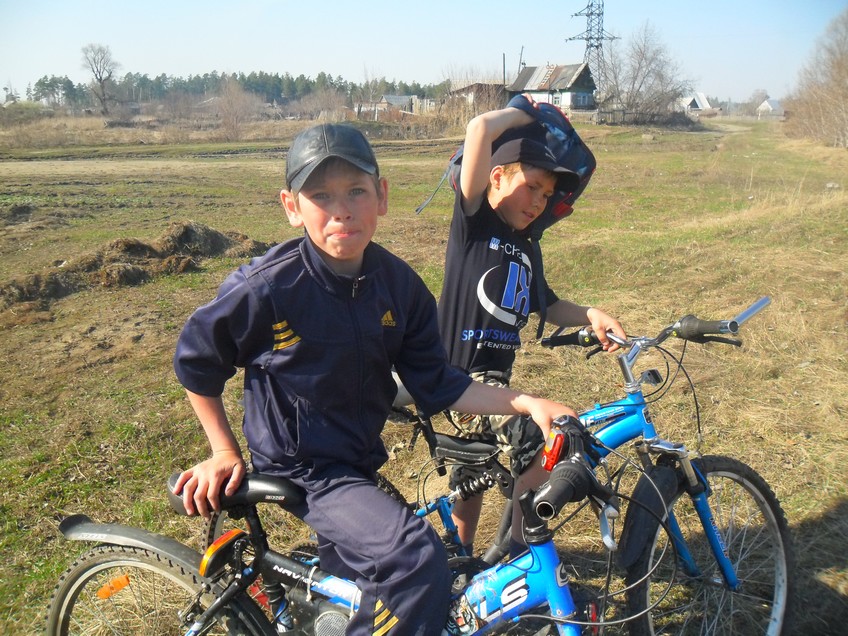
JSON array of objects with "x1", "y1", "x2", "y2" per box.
[
  {"x1": 626, "y1": 455, "x2": 794, "y2": 635},
  {"x1": 46, "y1": 544, "x2": 268, "y2": 635}
]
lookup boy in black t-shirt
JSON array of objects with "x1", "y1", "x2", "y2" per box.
[{"x1": 438, "y1": 100, "x2": 626, "y2": 557}]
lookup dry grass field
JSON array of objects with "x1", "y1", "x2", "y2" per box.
[{"x1": 0, "y1": 116, "x2": 845, "y2": 634}]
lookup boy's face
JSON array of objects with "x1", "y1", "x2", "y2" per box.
[
  {"x1": 490, "y1": 165, "x2": 557, "y2": 232},
  {"x1": 281, "y1": 159, "x2": 388, "y2": 276}
]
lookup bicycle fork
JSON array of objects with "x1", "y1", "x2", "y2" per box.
[{"x1": 636, "y1": 440, "x2": 741, "y2": 591}]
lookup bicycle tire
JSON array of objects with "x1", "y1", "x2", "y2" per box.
[
  {"x1": 625, "y1": 455, "x2": 794, "y2": 636},
  {"x1": 200, "y1": 472, "x2": 410, "y2": 551},
  {"x1": 46, "y1": 544, "x2": 269, "y2": 635}
]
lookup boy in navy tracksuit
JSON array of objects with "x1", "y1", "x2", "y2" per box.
[{"x1": 172, "y1": 123, "x2": 577, "y2": 635}]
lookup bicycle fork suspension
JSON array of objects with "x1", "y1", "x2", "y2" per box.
[{"x1": 638, "y1": 440, "x2": 740, "y2": 590}]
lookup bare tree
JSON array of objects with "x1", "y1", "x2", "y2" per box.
[
  {"x1": 436, "y1": 66, "x2": 505, "y2": 132},
  {"x1": 785, "y1": 7, "x2": 848, "y2": 148},
  {"x1": 217, "y1": 77, "x2": 262, "y2": 141},
  {"x1": 604, "y1": 22, "x2": 691, "y2": 122},
  {"x1": 295, "y1": 88, "x2": 348, "y2": 120},
  {"x1": 81, "y1": 43, "x2": 120, "y2": 115}
]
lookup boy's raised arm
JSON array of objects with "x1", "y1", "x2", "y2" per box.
[{"x1": 459, "y1": 106, "x2": 535, "y2": 215}]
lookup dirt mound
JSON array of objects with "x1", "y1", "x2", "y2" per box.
[
  {"x1": 0, "y1": 221, "x2": 273, "y2": 317},
  {"x1": 0, "y1": 203, "x2": 33, "y2": 225}
]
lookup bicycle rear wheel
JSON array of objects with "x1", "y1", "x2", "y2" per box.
[
  {"x1": 625, "y1": 455, "x2": 793, "y2": 635},
  {"x1": 46, "y1": 544, "x2": 267, "y2": 635}
]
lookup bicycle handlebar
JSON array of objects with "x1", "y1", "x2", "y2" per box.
[
  {"x1": 540, "y1": 297, "x2": 771, "y2": 350},
  {"x1": 533, "y1": 416, "x2": 620, "y2": 524}
]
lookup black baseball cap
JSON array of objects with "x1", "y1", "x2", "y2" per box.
[
  {"x1": 490, "y1": 137, "x2": 580, "y2": 193},
  {"x1": 285, "y1": 124, "x2": 379, "y2": 191}
]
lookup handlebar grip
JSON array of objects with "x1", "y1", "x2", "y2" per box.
[
  {"x1": 672, "y1": 315, "x2": 738, "y2": 340},
  {"x1": 534, "y1": 457, "x2": 591, "y2": 520}
]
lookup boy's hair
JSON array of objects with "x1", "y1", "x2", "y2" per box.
[{"x1": 285, "y1": 123, "x2": 379, "y2": 192}]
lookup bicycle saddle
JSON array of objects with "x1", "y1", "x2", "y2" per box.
[
  {"x1": 432, "y1": 433, "x2": 500, "y2": 463},
  {"x1": 166, "y1": 472, "x2": 306, "y2": 515}
]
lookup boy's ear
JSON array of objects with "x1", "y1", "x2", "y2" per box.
[
  {"x1": 280, "y1": 189, "x2": 303, "y2": 227},
  {"x1": 377, "y1": 177, "x2": 389, "y2": 217},
  {"x1": 490, "y1": 165, "x2": 506, "y2": 191}
]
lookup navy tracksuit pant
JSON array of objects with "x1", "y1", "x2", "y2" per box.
[{"x1": 287, "y1": 463, "x2": 451, "y2": 636}]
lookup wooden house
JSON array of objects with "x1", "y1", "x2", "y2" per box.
[{"x1": 507, "y1": 63, "x2": 596, "y2": 110}]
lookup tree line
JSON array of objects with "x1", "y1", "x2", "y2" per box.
[
  {"x1": 784, "y1": 7, "x2": 848, "y2": 149},
  {"x1": 4, "y1": 7, "x2": 846, "y2": 149},
  {"x1": 4, "y1": 44, "x2": 450, "y2": 115}
]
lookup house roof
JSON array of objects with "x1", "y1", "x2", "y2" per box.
[
  {"x1": 380, "y1": 95, "x2": 413, "y2": 107},
  {"x1": 758, "y1": 98, "x2": 782, "y2": 112},
  {"x1": 507, "y1": 63, "x2": 593, "y2": 92},
  {"x1": 449, "y1": 82, "x2": 503, "y2": 95},
  {"x1": 680, "y1": 92, "x2": 712, "y2": 110}
]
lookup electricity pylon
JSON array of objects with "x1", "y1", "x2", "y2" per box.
[{"x1": 567, "y1": 1, "x2": 617, "y2": 97}]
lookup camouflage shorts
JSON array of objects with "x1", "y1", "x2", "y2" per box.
[{"x1": 448, "y1": 371, "x2": 545, "y2": 486}]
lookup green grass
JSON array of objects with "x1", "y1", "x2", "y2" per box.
[{"x1": 0, "y1": 119, "x2": 846, "y2": 634}]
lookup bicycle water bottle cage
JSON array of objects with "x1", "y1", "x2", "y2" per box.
[{"x1": 199, "y1": 528, "x2": 247, "y2": 578}]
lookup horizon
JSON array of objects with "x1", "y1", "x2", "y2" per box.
[{"x1": 2, "y1": 1, "x2": 845, "y2": 104}]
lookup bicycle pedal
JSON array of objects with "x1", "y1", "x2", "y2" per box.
[{"x1": 199, "y1": 528, "x2": 247, "y2": 578}]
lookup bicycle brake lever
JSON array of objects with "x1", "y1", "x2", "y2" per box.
[
  {"x1": 586, "y1": 345, "x2": 604, "y2": 359},
  {"x1": 597, "y1": 504, "x2": 618, "y2": 552}
]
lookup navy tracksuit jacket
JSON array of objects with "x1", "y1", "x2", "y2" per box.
[{"x1": 175, "y1": 235, "x2": 471, "y2": 635}]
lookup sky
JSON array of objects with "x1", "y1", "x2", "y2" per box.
[{"x1": 1, "y1": 0, "x2": 845, "y2": 103}]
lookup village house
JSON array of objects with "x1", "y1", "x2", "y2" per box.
[
  {"x1": 757, "y1": 98, "x2": 785, "y2": 119},
  {"x1": 506, "y1": 63, "x2": 597, "y2": 110},
  {"x1": 446, "y1": 82, "x2": 506, "y2": 108},
  {"x1": 679, "y1": 93, "x2": 713, "y2": 112}
]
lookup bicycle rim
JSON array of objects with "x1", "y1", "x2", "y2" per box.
[
  {"x1": 46, "y1": 544, "x2": 267, "y2": 635},
  {"x1": 628, "y1": 455, "x2": 793, "y2": 635}
]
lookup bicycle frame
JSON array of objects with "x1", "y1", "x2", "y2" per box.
[
  {"x1": 448, "y1": 540, "x2": 580, "y2": 635},
  {"x1": 578, "y1": 353, "x2": 740, "y2": 590},
  {"x1": 212, "y1": 509, "x2": 584, "y2": 635},
  {"x1": 397, "y1": 339, "x2": 746, "y2": 608}
]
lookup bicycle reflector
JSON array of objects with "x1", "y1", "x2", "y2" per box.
[
  {"x1": 542, "y1": 426, "x2": 566, "y2": 471},
  {"x1": 96, "y1": 573, "x2": 130, "y2": 600},
  {"x1": 200, "y1": 528, "x2": 246, "y2": 577}
]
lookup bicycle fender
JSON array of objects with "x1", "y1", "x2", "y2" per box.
[
  {"x1": 59, "y1": 514, "x2": 203, "y2": 575},
  {"x1": 617, "y1": 464, "x2": 680, "y2": 569}
]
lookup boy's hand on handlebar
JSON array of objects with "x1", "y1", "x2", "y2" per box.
[
  {"x1": 521, "y1": 396, "x2": 578, "y2": 438},
  {"x1": 586, "y1": 308, "x2": 626, "y2": 352},
  {"x1": 172, "y1": 450, "x2": 246, "y2": 518}
]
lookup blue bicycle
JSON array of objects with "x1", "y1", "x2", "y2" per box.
[
  {"x1": 360, "y1": 297, "x2": 795, "y2": 636},
  {"x1": 46, "y1": 299, "x2": 793, "y2": 634},
  {"x1": 382, "y1": 296, "x2": 794, "y2": 635},
  {"x1": 47, "y1": 425, "x2": 621, "y2": 635},
  {"x1": 540, "y1": 296, "x2": 794, "y2": 635}
]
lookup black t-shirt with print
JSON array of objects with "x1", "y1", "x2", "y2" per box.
[{"x1": 438, "y1": 192, "x2": 557, "y2": 375}]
